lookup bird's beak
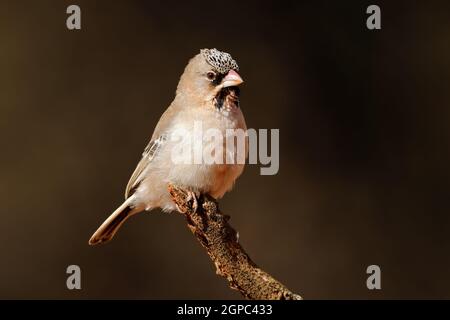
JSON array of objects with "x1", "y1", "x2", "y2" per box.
[{"x1": 222, "y1": 70, "x2": 244, "y2": 88}]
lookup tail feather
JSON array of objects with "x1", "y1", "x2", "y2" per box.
[{"x1": 89, "y1": 198, "x2": 140, "y2": 245}]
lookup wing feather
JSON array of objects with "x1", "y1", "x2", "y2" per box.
[{"x1": 124, "y1": 134, "x2": 166, "y2": 199}]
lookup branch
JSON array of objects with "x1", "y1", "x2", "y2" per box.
[{"x1": 168, "y1": 185, "x2": 302, "y2": 300}]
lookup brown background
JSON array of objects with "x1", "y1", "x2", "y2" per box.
[{"x1": 0, "y1": 0, "x2": 449, "y2": 299}]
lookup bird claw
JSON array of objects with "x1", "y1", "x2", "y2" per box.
[
  {"x1": 186, "y1": 190, "x2": 199, "y2": 212},
  {"x1": 175, "y1": 203, "x2": 185, "y2": 213}
]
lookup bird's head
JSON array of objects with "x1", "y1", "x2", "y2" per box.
[{"x1": 176, "y1": 48, "x2": 243, "y2": 108}]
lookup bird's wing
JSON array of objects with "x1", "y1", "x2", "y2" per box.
[{"x1": 124, "y1": 134, "x2": 167, "y2": 199}]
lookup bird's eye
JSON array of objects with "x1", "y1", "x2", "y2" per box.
[{"x1": 206, "y1": 71, "x2": 216, "y2": 81}]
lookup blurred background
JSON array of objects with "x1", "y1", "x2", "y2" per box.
[{"x1": 0, "y1": 0, "x2": 449, "y2": 299}]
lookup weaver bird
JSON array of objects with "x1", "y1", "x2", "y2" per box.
[{"x1": 89, "y1": 49, "x2": 247, "y2": 245}]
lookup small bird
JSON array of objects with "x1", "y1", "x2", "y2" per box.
[{"x1": 89, "y1": 49, "x2": 247, "y2": 245}]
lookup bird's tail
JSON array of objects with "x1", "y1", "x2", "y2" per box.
[{"x1": 89, "y1": 197, "x2": 141, "y2": 245}]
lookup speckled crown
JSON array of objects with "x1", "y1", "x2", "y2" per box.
[{"x1": 201, "y1": 48, "x2": 239, "y2": 74}]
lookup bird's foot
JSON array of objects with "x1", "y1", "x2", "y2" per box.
[
  {"x1": 186, "y1": 190, "x2": 200, "y2": 212},
  {"x1": 168, "y1": 184, "x2": 200, "y2": 214}
]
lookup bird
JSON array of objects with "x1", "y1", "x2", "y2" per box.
[{"x1": 89, "y1": 48, "x2": 247, "y2": 245}]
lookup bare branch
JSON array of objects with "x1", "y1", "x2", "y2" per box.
[{"x1": 168, "y1": 185, "x2": 302, "y2": 300}]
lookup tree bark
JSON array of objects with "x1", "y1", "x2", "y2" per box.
[{"x1": 168, "y1": 185, "x2": 302, "y2": 300}]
